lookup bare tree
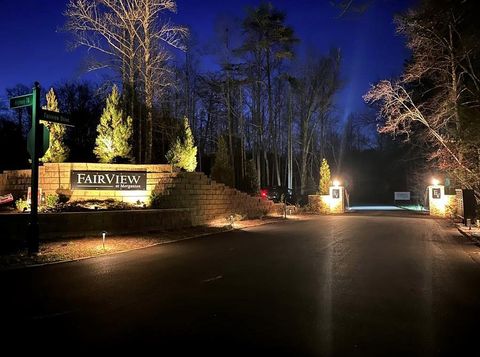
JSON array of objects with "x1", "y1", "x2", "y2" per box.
[
  {"x1": 65, "y1": 0, "x2": 187, "y2": 163},
  {"x1": 364, "y1": 79, "x2": 475, "y2": 187},
  {"x1": 136, "y1": 0, "x2": 188, "y2": 162},
  {"x1": 365, "y1": 1, "x2": 480, "y2": 197},
  {"x1": 292, "y1": 49, "x2": 341, "y2": 195},
  {"x1": 238, "y1": 3, "x2": 297, "y2": 187},
  {"x1": 331, "y1": 0, "x2": 371, "y2": 17}
]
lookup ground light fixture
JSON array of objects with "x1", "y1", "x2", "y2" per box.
[
  {"x1": 432, "y1": 178, "x2": 440, "y2": 186},
  {"x1": 102, "y1": 231, "x2": 107, "y2": 250},
  {"x1": 333, "y1": 179, "x2": 341, "y2": 187}
]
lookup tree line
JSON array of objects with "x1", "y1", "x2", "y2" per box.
[
  {"x1": 4, "y1": 0, "x2": 474, "y2": 204},
  {"x1": 2, "y1": 0, "x2": 363, "y2": 199}
]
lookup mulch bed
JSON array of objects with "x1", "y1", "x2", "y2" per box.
[{"x1": 0, "y1": 215, "x2": 304, "y2": 269}]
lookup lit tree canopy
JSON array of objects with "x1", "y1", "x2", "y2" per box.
[
  {"x1": 41, "y1": 88, "x2": 69, "y2": 163},
  {"x1": 93, "y1": 85, "x2": 133, "y2": 163},
  {"x1": 318, "y1": 158, "x2": 331, "y2": 195},
  {"x1": 166, "y1": 117, "x2": 197, "y2": 172}
]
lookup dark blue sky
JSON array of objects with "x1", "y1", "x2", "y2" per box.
[{"x1": 0, "y1": 0, "x2": 415, "y2": 117}]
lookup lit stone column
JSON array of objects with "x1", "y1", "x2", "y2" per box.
[
  {"x1": 329, "y1": 185, "x2": 345, "y2": 214},
  {"x1": 428, "y1": 184, "x2": 446, "y2": 217}
]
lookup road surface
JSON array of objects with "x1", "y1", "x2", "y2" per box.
[{"x1": 2, "y1": 213, "x2": 480, "y2": 355}]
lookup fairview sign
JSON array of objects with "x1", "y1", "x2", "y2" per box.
[{"x1": 71, "y1": 171, "x2": 147, "y2": 190}]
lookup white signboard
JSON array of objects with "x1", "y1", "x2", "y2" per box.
[
  {"x1": 71, "y1": 171, "x2": 147, "y2": 190},
  {"x1": 394, "y1": 192, "x2": 410, "y2": 201}
]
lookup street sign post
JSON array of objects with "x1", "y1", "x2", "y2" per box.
[
  {"x1": 10, "y1": 83, "x2": 41, "y2": 254},
  {"x1": 9, "y1": 94, "x2": 33, "y2": 109},
  {"x1": 40, "y1": 110, "x2": 73, "y2": 126},
  {"x1": 9, "y1": 82, "x2": 72, "y2": 254}
]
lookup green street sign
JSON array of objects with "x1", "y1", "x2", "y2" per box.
[
  {"x1": 27, "y1": 124, "x2": 50, "y2": 159},
  {"x1": 10, "y1": 82, "x2": 41, "y2": 254},
  {"x1": 10, "y1": 94, "x2": 33, "y2": 109},
  {"x1": 41, "y1": 109, "x2": 74, "y2": 127}
]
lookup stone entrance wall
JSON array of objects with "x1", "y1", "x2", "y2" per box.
[
  {"x1": 150, "y1": 171, "x2": 275, "y2": 225},
  {"x1": 0, "y1": 163, "x2": 172, "y2": 203},
  {"x1": 0, "y1": 163, "x2": 274, "y2": 225}
]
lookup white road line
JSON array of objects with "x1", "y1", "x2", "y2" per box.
[{"x1": 203, "y1": 275, "x2": 223, "y2": 283}]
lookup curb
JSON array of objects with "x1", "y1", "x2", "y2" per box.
[{"x1": 456, "y1": 224, "x2": 480, "y2": 244}]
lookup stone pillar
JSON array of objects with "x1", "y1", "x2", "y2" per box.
[
  {"x1": 428, "y1": 184, "x2": 446, "y2": 217},
  {"x1": 329, "y1": 185, "x2": 345, "y2": 214}
]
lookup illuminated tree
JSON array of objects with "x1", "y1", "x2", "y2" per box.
[
  {"x1": 166, "y1": 117, "x2": 197, "y2": 172},
  {"x1": 65, "y1": 0, "x2": 188, "y2": 163},
  {"x1": 211, "y1": 136, "x2": 234, "y2": 187},
  {"x1": 318, "y1": 158, "x2": 331, "y2": 195},
  {"x1": 364, "y1": 0, "x2": 480, "y2": 197},
  {"x1": 41, "y1": 88, "x2": 69, "y2": 163},
  {"x1": 93, "y1": 85, "x2": 133, "y2": 163}
]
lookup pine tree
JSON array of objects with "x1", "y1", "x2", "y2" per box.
[
  {"x1": 93, "y1": 85, "x2": 133, "y2": 163},
  {"x1": 166, "y1": 117, "x2": 197, "y2": 172},
  {"x1": 243, "y1": 158, "x2": 259, "y2": 194},
  {"x1": 211, "y1": 136, "x2": 234, "y2": 187},
  {"x1": 41, "y1": 88, "x2": 69, "y2": 163},
  {"x1": 318, "y1": 158, "x2": 331, "y2": 195}
]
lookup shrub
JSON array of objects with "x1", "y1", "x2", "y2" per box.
[
  {"x1": 15, "y1": 198, "x2": 29, "y2": 212},
  {"x1": 44, "y1": 194, "x2": 59, "y2": 208},
  {"x1": 148, "y1": 191, "x2": 160, "y2": 208}
]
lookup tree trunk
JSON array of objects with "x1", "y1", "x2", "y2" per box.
[
  {"x1": 300, "y1": 117, "x2": 309, "y2": 195},
  {"x1": 287, "y1": 92, "x2": 293, "y2": 191},
  {"x1": 449, "y1": 24, "x2": 461, "y2": 134},
  {"x1": 256, "y1": 151, "x2": 261, "y2": 189},
  {"x1": 143, "y1": 7, "x2": 153, "y2": 164},
  {"x1": 239, "y1": 87, "x2": 245, "y2": 180},
  {"x1": 226, "y1": 74, "x2": 235, "y2": 186}
]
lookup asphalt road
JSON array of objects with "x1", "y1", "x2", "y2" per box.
[{"x1": 2, "y1": 213, "x2": 480, "y2": 355}]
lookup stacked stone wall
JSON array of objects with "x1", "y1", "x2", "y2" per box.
[
  {"x1": 0, "y1": 163, "x2": 274, "y2": 225},
  {"x1": 152, "y1": 171, "x2": 274, "y2": 225}
]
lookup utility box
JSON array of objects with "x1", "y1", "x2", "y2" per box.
[{"x1": 461, "y1": 189, "x2": 476, "y2": 225}]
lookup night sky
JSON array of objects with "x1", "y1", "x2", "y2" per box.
[{"x1": 0, "y1": 0, "x2": 415, "y2": 118}]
